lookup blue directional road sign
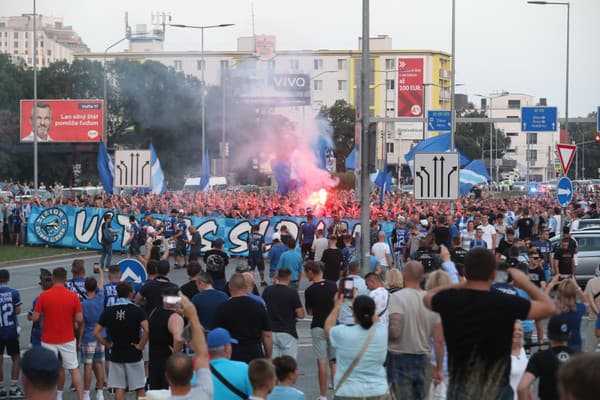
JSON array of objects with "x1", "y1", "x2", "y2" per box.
[
  {"x1": 556, "y1": 177, "x2": 573, "y2": 207},
  {"x1": 427, "y1": 110, "x2": 452, "y2": 131},
  {"x1": 521, "y1": 106, "x2": 558, "y2": 132},
  {"x1": 118, "y1": 259, "x2": 147, "y2": 284}
]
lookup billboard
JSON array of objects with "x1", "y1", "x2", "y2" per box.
[
  {"x1": 230, "y1": 73, "x2": 311, "y2": 106},
  {"x1": 20, "y1": 99, "x2": 103, "y2": 143},
  {"x1": 254, "y1": 35, "x2": 276, "y2": 60},
  {"x1": 397, "y1": 58, "x2": 424, "y2": 117}
]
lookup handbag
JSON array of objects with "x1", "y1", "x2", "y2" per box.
[{"x1": 333, "y1": 326, "x2": 377, "y2": 395}]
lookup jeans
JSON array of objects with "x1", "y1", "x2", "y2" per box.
[
  {"x1": 386, "y1": 353, "x2": 428, "y2": 400},
  {"x1": 100, "y1": 243, "x2": 112, "y2": 269}
]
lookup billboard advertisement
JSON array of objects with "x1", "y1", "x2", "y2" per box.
[
  {"x1": 20, "y1": 99, "x2": 103, "y2": 143},
  {"x1": 397, "y1": 58, "x2": 424, "y2": 117},
  {"x1": 230, "y1": 73, "x2": 311, "y2": 106}
]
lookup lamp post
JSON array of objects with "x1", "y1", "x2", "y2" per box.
[
  {"x1": 170, "y1": 23, "x2": 235, "y2": 164},
  {"x1": 32, "y1": 0, "x2": 38, "y2": 190},
  {"x1": 475, "y1": 94, "x2": 495, "y2": 182}
]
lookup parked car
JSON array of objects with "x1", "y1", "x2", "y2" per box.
[
  {"x1": 511, "y1": 181, "x2": 527, "y2": 192},
  {"x1": 550, "y1": 229, "x2": 600, "y2": 286},
  {"x1": 401, "y1": 185, "x2": 414, "y2": 195},
  {"x1": 574, "y1": 219, "x2": 600, "y2": 231}
]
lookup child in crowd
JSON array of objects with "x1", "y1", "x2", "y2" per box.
[
  {"x1": 248, "y1": 359, "x2": 277, "y2": 400},
  {"x1": 268, "y1": 356, "x2": 306, "y2": 400}
]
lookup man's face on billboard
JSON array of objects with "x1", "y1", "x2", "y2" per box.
[{"x1": 31, "y1": 106, "x2": 52, "y2": 139}]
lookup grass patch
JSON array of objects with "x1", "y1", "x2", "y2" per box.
[{"x1": 0, "y1": 246, "x2": 89, "y2": 263}]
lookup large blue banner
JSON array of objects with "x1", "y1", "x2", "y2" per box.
[{"x1": 28, "y1": 206, "x2": 394, "y2": 256}]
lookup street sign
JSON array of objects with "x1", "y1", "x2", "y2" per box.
[
  {"x1": 114, "y1": 150, "x2": 151, "y2": 188},
  {"x1": 556, "y1": 177, "x2": 573, "y2": 207},
  {"x1": 557, "y1": 143, "x2": 577, "y2": 175},
  {"x1": 427, "y1": 110, "x2": 451, "y2": 131},
  {"x1": 414, "y1": 152, "x2": 459, "y2": 200},
  {"x1": 521, "y1": 106, "x2": 558, "y2": 132},
  {"x1": 553, "y1": 161, "x2": 561, "y2": 172},
  {"x1": 118, "y1": 259, "x2": 147, "y2": 284}
]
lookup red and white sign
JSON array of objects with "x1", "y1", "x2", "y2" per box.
[
  {"x1": 20, "y1": 99, "x2": 103, "y2": 143},
  {"x1": 397, "y1": 58, "x2": 424, "y2": 117},
  {"x1": 557, "y1": 143, "x2": 576, "y2": 175}
]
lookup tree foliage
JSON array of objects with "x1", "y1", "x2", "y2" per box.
[
  {"x1": 456, "y1": 108, "x2": 510, "y2": 165},
  {"x1": 319, "y1": 99, "x2": 356, "y2": 171}
]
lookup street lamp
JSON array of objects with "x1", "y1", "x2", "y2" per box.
[
  {"x1": 527, "y1": 1, "x2": 570, "y2": 178},
  {"x1": 170, "y1": 23, "x2": 235, "y2": 165}
]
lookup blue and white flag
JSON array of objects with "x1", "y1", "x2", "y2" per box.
[
  {"x1": 345, "y1": 147, "x2": 356, "y2": 171},
  {"x1": 199, "y1": 149, "x2": 211, "y2": 191},
  {"x1": 460, "y1": 159, "x2": 491, "y2": 196},
  {"x1": 150, "y1": 143, "x2": 167, "y2": 194},
  {"x1": 404, "y1": 133, "x2": 470, "y2": 172},
  {"x1": 97, "y1": 140, "x2": 114, "y2": 195}
]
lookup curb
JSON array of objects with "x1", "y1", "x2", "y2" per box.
[{"x1": 0, "y1": 249, "x2": 97, "y2": 268}]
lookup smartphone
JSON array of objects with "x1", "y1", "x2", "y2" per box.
[
  {"x1": 341, "y1": 278, "x2": 354, "y2": 299},
  {"x1": 93, "y1": 262, "x2": 100, "y2": 274},
  {"x1": 494, "y1": 270, "x2": 509, "y2": 284},
  {"x1": 163, "y1": 295, "x2": 182, "y2": 308}
]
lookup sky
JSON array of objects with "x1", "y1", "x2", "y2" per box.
[{"x1": 4, "y1": 0, "x2": 600, "y2": 117}]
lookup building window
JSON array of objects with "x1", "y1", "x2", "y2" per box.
[
  {"x1": 526, "y1": 132, "x2": 538, "y2": 145},
  {"x1": 290, "y1": 59, "x2": 299, "y2": 70},
  {"x1": 13, "y1": 41, "x2": 18, "y2": 48},
  {"x1": 174, "y1": 60, "x2": 183, "y2": 71},
  {"x1": 508, "y1": 99, "x2": 521, "y2": 109},
  {"x1": 313, "y1": 80, "x2": 323, "y2": 91},
  {"x1": 385, "y1": 58, "x2": 394, "y2": 69},
  {"x1": 313, "y1": 59, "x2": 323, "y2": 70},
  {"x1": 47, "y1": 49, "x2": 51, "y2": 56},
  {"x1": 337, "y1": 59, "x2": 347, "y2": 70},
  {"x1": 527, "y1": 149, "x2": 537, "y2": 162},
  {"x1": 25, "y1": 32, "x2": 29, "y2": 39},
  {"x1": 25, "y1": 41, "x2": 28, "y2": 48},
  {"x1": 220, "y1": 60, "x2": 229, "y2": 70},
  {"x1": 385, "y1": 79, "x2": 395, "y2": 90},
  {"x1": 506, "y1": 132, "x2": 518, "y2": 137},
  {"x1": 13, "y1": 32, "x2": 18, "y2": 39},
  {"x1": 196, "y1": 60, "x2": 205, "y2": 70},
  {"x1": 337, "y1": 80, "x2": 347, "y2": 91},
  {"x1": 386, "y1": 143, "x2": 394, "y2": 153},
  {"x1": 39, "y1": 40, "x2": 43, "y2": 47}
]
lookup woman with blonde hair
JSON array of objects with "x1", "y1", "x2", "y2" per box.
[
  {"x1": 546, "y1": 275, "x2": 591, "y2": 352},
  {"x1": 425, "y1": 270, "x2": 452, "y2": 400},
  {"x1": 385, "y1": 268, "x2": 403, "y2": 294}
]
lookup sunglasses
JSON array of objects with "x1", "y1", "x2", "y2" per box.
[{"x1": 531, "y1": 257, "x2": 541, "y2": 260}]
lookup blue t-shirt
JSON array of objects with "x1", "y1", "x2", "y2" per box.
[
  {"x1": 104, "y1": 281, "x2": 141, "y2": 307},
  {"x1": 394, "y1": 227, "x2": 409, "y2": 252},
  {"x1": 29, "y1": 296, "x2": 42, "y2": 345},
  {"x1": 248, "y1": 232, "x2": 265, "y2": 256},
  {"x1": 300, "y1": 222, "x2": 316, "y2": 244},
  {"x1": 192, "y1": 289, "x2": 228, "y2": 330},
  {"x1": 81, "y1": 292, "x2": 105, "y2": 343},
  {"x1": 210, "y1": 358, "x2": 253, "y2": 400},
  {"x1": 0, "y1": 286, "x2": 22, "y2": 340},
  {"x1": 176, "y1": 220, "x2": 188, "y2": 241},
  {"x1": 164, "y1": 215, "x2": 177, "y2": 238},
  {"x1": 129, "y1": 223, "x2": 141, "y2": 245},
  {"x1": 329, "y1": 323, "x2": 389, "y2": 397},
  {"x1": 276, "y1": 250, "x2": 303, "y2": 281},
  {"x1": 470, "y1": 239, "x2": 488, "y2": 249},
  {"x1": 269, "y1": 385, "x2": 306, "y2": 400},
  {"x1": 563, "y1": 302, "x2": 586, "y2": 350},
  {"x1": 268, "y1": 243, "x2": 287, "y2": 278},
  {"x1": 66, "y1": 277, "x2": 87, "y2": 302}
]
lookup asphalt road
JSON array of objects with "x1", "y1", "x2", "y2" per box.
[{"x1": 2, "y1": 251, "x2": 322, "y2": 399}]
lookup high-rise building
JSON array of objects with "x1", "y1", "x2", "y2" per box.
[{"x1": 0, "y1": 14, "x2": 89, "y2": 67}]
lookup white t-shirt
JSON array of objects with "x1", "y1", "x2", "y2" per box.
[
  {"x1": 369, "y1": 287, "x2": 389, "y2": 324},
  {"x1": 478, "y1": 224, "x2": 496, "y2": 250},
  {"x1": 371, "y1": 242, "x2": 391, "y2": 267},
  {"x1": 145, "y1": 226, "x2": 157, "y2": 245},
  {"x1": 509, "y1": 347, "x2": 528, "y2": 400},
  {"x1": 311, "y1": 238, "x2": 329, "y2": 262},
  {"x1": 169, "y1": 368, "x2": 213, "y2": 400}
]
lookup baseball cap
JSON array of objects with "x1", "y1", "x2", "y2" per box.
[
  {"x1": 272, "y1": 232, "x2": 281, "y2": 241},
  {"x1": 178, "y1": 209, "x2": 185, "y2": 215},
  {"x1": 547, "y1": 314, "x2": 571, "y2": 341},
  {"x1": 476, "y1": 226, "x2": 483, "y2": 231},
  {"x1": 207, "y1": 328, "x2": 239, "y2": 349},
  {"x1": 397, "y1": 216, "x2": 406, "y2": 223},
  {"x1": 20, "y1": 347, "x2": 61, "y2": 386},
  {"x1": 420, "y1": 219, "x2": 429, "y2": 227}
]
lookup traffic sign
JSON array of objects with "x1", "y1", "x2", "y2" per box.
[
  {"x1": 521, "y1": 106, "x2": 558, "y2": 132},
  {"x1": 115, "y1": 150, "x2": 151, "y2": 188},
  {"x1": 118, "y1": 259, "x2": 147, "y2": 284},
  {"x1": 556, "y1": 177, "x2": 573, "y2": 207},
  {"x1": 427, "y1": 110, "x2": 451, "y2": 131},
  {"x1": 557, "y1": 143, "x2": 576, "y2": 175},
  {"x1": 414, "y1": 152, "x2": 459, "y2": 200},
  {"x1": 553, "y1": 161, "x2": 561, "y2": 172}
]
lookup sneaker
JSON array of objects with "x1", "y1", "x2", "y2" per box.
[
  {"x1": 174, "y1": 264, "x2": 182, "y2": 270},
  {"x1": 8, "y1": 386, "x2": 24, "y2": 398},
  {"x1": 96, "y1": 389, "x2": 104, "y2": 400},
  {"x1": 261, "y1": 281, "x2": 268, "y2": 287},
  {"x1": 0, "y1": 387, "x2": 7, "y2": 398}
]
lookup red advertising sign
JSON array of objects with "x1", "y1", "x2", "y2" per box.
[
  {"x1": 20, "y1": 99, "x2": 103, "y2": 143},
  {"x1": 397, "y1": 58, "x2": 424, "y2": 117}
]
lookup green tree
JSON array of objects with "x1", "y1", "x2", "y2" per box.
[{"x1": 319, "y1": 99, "x2": 356, "y2": 171}]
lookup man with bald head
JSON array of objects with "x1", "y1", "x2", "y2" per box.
[
  {"x1": 213, "y1": 273, "x2": 272, "y2": 363},
  {"x1": 242, "y1": 271, "x2": 266, "y2": 308},
  {"x1": 387, "y1": 261, "x2": 444, "y2": 400}
]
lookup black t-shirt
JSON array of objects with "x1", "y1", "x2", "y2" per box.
[
  {"x1": 203, "y1": 249, "x2": 229, "y2": 281},
  {"x1": 213, "y1": 296, "x2": 272, "y2": 363},
  {"x1": 138, "y1": 277, "x2": 179, "y2": 315},
  {"x1": 528, "y1": 266, "x2": 546, "y2": 287},
  {"x1": 321, "y1": 248, "x2": 344, "y2": 281},
  {"x1": 496, "y1": 238, "x2": 514, "y2": 256},
  {"x1": 517, "y1": 217, "x2": 534, "y2": 239},
  {"x1": 433, "y1": 226, "x2": 450, "y2": 246},
  {"x1": 262, "y1": 284, "x2": 302, "y2": 338},
  {"x1": 98, "y1": 303, "x2": 147, "y2": 363},
  {"x1": 526, "y1": 346, "x2": 574, "y2": 400},
  {"x1": 450, "y1": 247, "x2": 468, "y2": 265},
  {"x1": 431, "y1": 288, "x2": 530, "y2": 391},
  {"x1": 179, "y1": 280, "x2": 199, "y2": 300},
  {"x1": 553, "y1": 248, "x2": 574, "y2": 275},
  {"x1": 304, "y1": 280, "x2": 337, "y2": 329}
]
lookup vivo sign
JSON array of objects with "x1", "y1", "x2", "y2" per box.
[{"x1": 270, "y1": 74, "x2": 310, "y2": 92}]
